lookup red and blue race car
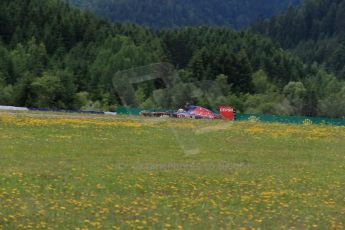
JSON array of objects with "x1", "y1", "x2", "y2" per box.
[{"x1": 140, "y1": 105, "x2": 235, "y2": 120}]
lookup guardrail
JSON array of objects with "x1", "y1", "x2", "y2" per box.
[
  {"x1": 0, "y1": 106, "x2": 29, "y2": 111},
  {"x1": 0, "y1": 105, "x2": 116, "y2": 116}
]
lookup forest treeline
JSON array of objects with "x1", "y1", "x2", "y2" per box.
[
  {"x1": 68, "y1": 0, "x2": 300, "y2": 29},
  {"x1": 1, "y1": 0, "x2": 345, "y2": 117},
  {"x1": 252, "y1": 0, "x2": 345, "y2": 78}
]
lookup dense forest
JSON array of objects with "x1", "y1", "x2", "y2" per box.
[
  {"x1": 252, "y1": 0, "x2": 345, "y2": 78},
  {"x1": 1, "y1": 0, "x2": 345, "y2": 117},
  {"x1": 68, "y1": 0, "x2": 300, "y2": 29},
  {"x1": 0, "y1": 0, "x2": 165, "y2": 111}
]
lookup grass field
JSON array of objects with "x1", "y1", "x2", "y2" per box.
[{"x1": 0, "y1": 111, "x2": 345, "y2": 229}]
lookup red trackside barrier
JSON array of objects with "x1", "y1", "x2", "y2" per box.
[{"x1": 219, "y1": 106, "x2": 235, "y2": 120}]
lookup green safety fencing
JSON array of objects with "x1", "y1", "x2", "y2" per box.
[
  {"x1": 116, "y1": 107, "x2": 345, "y2": 126},
  {"x1": 116, "y1": 107, "x2": 142, "y2": 115},
  {"x1": 236, "y1": 113, "x2": 345, "y2": 126}
]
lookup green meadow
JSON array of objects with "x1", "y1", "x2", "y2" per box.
[{"x1": 0, "y1": 112, "x2": 344, "y2": 229}]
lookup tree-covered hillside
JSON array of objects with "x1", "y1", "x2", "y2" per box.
[
  {"x1": 0, "y1": 0, "x2": 164, "y2": 110},
  {"x1": 1, "y1": 0, "x2": 345, "y2": 117},
  {"x1": 252, "y1": 0, "x2": 345, "y2": 78},
  {"x1": 159, "y1": 27, "x2": 345, "y2": 117},
  {"x1": 69, "y1": 0, "x2": 300, "y2": 29}
]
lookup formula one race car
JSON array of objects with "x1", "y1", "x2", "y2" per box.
[{"x1": 140, "y1": 105, "x2": 235, "y2": 120}]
